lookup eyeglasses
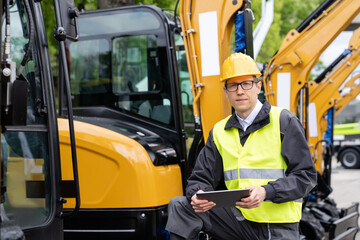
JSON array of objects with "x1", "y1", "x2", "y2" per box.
[{"x1": 225, "y1": 80, "x2": 259, "y2": 92}]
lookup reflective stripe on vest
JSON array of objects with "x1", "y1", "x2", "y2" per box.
[{"x1": 213, "y1": 107, "x2": 302, "y2": 223}]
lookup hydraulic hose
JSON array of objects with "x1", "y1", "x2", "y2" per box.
[
  {"x1": 17, "y1": 0, "x2": 35, "y2": 77},
  {"x1": 314, "y1": 49, "x2": 351, "y2": 84},
  {"x1": 296, "y1": 0, "x2": 337, "y2": 33},
  {"x1": 314, "y1": 139, "x2": 333, "y2": 190},
  {"x1": 173, "y1": 0, "x2": 179, "y2": 28},
  {"x1": 3, "y1": 0, "x2": 11, "y2": 59}
]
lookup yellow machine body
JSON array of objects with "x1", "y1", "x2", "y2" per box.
[{"x1": 58, "y1": 118, "x2": 183, "y2": 209}]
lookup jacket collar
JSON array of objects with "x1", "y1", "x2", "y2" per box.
[{"x1": 224, "y1": 100, "x2": 271, "y2": 133}]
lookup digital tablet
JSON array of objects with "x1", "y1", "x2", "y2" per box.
[{"x1": 196, "y1": 189, "x2": 250, "y2": 208}]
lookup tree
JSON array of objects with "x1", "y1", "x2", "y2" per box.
[{"x1": 98, "y1": 0, "x2": 134, "y2": 9}]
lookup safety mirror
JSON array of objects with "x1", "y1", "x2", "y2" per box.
[{"x1": 56, "y1": 0, "x2": 79, "y2": 41}]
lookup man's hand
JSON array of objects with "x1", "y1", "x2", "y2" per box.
[
  {"x1": 236, "y1": 186, "x2": 266, "y2": 209},
  {"x1": 191, "y1": 190, "x2": 216, "y2": 212}
]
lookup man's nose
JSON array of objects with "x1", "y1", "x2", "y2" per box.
[{"x1": 236, "y1": 85, "x2": 245, "y2": 94}]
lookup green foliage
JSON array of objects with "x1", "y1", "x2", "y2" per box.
[
  {"x1": 41, "y1": 1, "x2": 56, "y2": 56},
  {"x1": 41, "y1": 0, "x2": 98, "y2": 55},
  {"x1": 310, "y1": 60, "x2": 326, "y2": 80},
  {"x1": 76, "y1": 0, "x2": 97, "y2": 11},
  {"x1": 255, "y1": 0, "x2": 284, "y2": 63},
  {"x1": 280, "y1": 0, "x2": 323, "y2": 36},
  {"x1": 135, "y1": 0, "x2": 176, "y2": 10}
]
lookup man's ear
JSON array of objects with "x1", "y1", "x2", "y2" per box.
[
  {"x1": 223, "y1": 86, "x2": 228, "y2": 97},
  {"x1": 223, "y1": 81, "x2": 228, "y2": 95},
  {"x1": 256, "y1": 81, "x2": 262, "y2": 94},
  {"x1": 222, "y1": 81, "x2": 228, "y2": 97}
]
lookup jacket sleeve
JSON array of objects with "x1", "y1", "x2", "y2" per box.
[
  {"x1": 263, "y1": 110, "x2": 317, "y2": 203},
  {"x1": 185, "y1": 129, "x2": 225, "y2": 201}
]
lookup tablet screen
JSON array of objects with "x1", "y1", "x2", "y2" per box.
[{"x1": 196, "y1": 189, "x2": 250, "y2": 208}]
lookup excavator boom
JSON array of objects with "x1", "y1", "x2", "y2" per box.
[
  {"x1": 179, "y1": 0, "x2": 251, "y2": 140},
  {"x1": 263, "y1": 0, "x2": 360, "y2": 119},
  {"x1": 335, "y1": 73, "x2": 360, "y2": 116}
]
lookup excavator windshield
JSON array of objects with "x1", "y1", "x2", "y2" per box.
[{"x1": 67, "y1": 7, "x2": 176, "y2": 127}]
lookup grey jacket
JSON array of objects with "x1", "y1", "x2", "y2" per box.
[{"x1": 186, "y1": 100, "x2": 317, "y2": 203}]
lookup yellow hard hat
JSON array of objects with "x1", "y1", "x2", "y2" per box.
[{"x1": 220, "y1": 52, "x2": 261, "y2": 82}]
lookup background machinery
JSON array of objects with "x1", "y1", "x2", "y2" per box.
[
  {"x1": 307, "y1": 26, "x2": 360, "y2": 170},
  {"x1": 333, "y1": 75, "x2": 360, "y2": 170},
  {"x1": 262, "y1": 0, "x2": 360, "y2": 175},
  {"x1": 335, "y1": 73, "x2": 360, "y2": 117},
  {"x1": 307, "y1": 26, "x2": 360, "y2": 173},
  {"x1": 333, "y1": 121, "x2": 360, "y2": 169}
]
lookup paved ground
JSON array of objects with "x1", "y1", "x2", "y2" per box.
[{"x1": 329, "y1": 158, "x2": 360, "y2": 239}]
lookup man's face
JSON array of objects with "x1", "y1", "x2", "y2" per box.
[{"x1": 224, "y1": 75, "x2": 261, "y2": 119}]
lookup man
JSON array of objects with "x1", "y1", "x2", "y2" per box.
[{"x1": 165, "y1": 52, "x2": 317, "y2": 240}]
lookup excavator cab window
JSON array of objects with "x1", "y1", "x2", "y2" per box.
[
  {"x1": 174, "y1": 33, "x2": 194, "y2": 147},
  {"x1": 69, "y1": 38, "x2": 110, "y2": 95},
  {"x1": 175, "y1": 34, "x2": 192, "y2": 122},
  {"x1": 1, "y1": 0, "x2": 53, "y2": 229},
  {"x1": 68, "y1": 8, "x2": 175, "y2": 126}
]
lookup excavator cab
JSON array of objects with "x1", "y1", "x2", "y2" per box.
[
  {"x1": 60, "y1": 5, "x2": 187, "y2": 239},
  {"x1": 65, "y1": 6, "x2": 183, "y2": 130}
]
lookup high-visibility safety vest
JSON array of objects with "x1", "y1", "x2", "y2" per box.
[{"x1": 213, "y1": 106, "x2": 302, "y2": 223}]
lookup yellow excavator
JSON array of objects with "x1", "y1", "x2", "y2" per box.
[{"x1": 0, "y1": 0, "x2": 80, "y2": 239}]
